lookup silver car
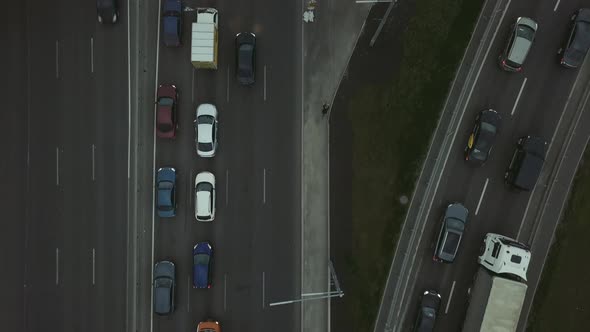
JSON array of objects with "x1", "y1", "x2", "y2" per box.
[
  {"x1": 433, "y1": 203, "x2": 468, "y2": 263},
  {"x1": 195, "y1": 104, "x2": 218, "y2": 157},
  {"x1": 499, "y1": 17, "x2": 538, "y2": 72}
]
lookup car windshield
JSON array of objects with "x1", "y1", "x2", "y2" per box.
[
  {"x1": 198, "y1": 142, "x2": 213, "y2": 152},
  {"x1": 194, "y1": 253, "x2": 210, "y2": 265},
  {"x1": 196, "y1": 182, "x2": 212, "y2": 192},
  {"x1": 517, "y1": 25, "x2": 535, "y2": 41},
  {"x1": 198, "y1": 115, "x2": 214, "y2": 124},
  {"x1": 159, "y1": 97, "x2": 174, "y2": 106}
]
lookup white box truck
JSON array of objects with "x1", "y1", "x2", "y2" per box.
[
  {"x1": 462, "y1": 233, "x2": 531, "y2": 332},
  {"x1": 191, "y1": 8, "x2": 218, "y2": 69}
]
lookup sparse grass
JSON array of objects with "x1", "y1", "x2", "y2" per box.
[
  {"x1": 526, "y1": 152, "x2": 590, "y2": 331},
  {"x1": 345, "y1": 0, "x2": 484, "y2": 328}
]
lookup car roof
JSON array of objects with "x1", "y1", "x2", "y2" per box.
[
  {"x1": 198, "y1": 123, "x2": 213, "y2": 144},
  {"x1": 157, "y1": 106, "x2": 172, "y2": 124},
  {"x1": 572, "y1": 20, "x2": 590, "y2": 51},
  {"x1": 513, "y1": 152, "x2": 544, "y2": 190},
  {"x1": 154, "y1": 286, "x2": 171, "y2": 313},
  {"x1": 196, "y1": 191, "x2": 212, "y2": 216}
]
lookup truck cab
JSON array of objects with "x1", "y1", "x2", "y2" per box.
[{"x1": 478, "y1": 233, "x2": 531, "y2": 281}]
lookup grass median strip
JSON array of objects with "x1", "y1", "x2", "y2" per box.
[
  {"x1": 526, "y1": 152, "x2": 590, "y2": 331},
  {"x1": 344, "y1": 0, "x2": 484, "y2": 328}
]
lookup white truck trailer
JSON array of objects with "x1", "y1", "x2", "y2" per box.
[
  {"x1": 191, "y1": 8, "x2": 218, "y2": 69},
  {"x1": 462, "y1": 233, "x2": 531, "y2": 332}
]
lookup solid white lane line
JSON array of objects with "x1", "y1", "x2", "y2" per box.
[
  {"x1": 263, "y1": 168, "x2": 266, "y2": 203},
  {"x1": 475, "y1": 178, "x2": 489, "y2": 216},
  {"x1": 92, "y1": 248, "x2": 96, "y2": 285},
  {"x1": 150, "y1": 2, "x2": 163, "y2": 331},
  {"x1": 90, "y1": 37, "x2": 94, "y2": 73},
  {"x1": 224, "y1": 273, "x2": 227, "y2": 311},
  {"x1": 262, "y1": 272, "x2": 265, "y2": 308},
  {"x1": 554, "y1": 0, "x2": 561, "y2": 11},
  {"x1": 445, "y1": 281, "x2": 456, "y2": 314},
  {"x1": 356, "y1": 0, "x2": 392, "y2": 2},
  {"x1": 55, "y1": 40, "x2": 59, "y2": 78},
  {"x1": 226, "y1": 65, "x2": 230, "y2": 102},
  {"x1": 511, "y1": 77, "x2": 528, "y2": 116},
  {"x1": 55, "y1": 248, "x2": 59, "y2": 285},
  {"x1": 192, "y1": 67, "x2": 195, "y2": 103},
  {"x1": 263, "y1": 65, "x2": 267, "y2": 101},
  {"x1": 56, "y1": 147, "x2": 60, "y2": 186},
  {"x1": 187, "y1": 276, "x2": 191, "y2": 312},
  {"x1": 225, "y1": 169, "x2": 229, "y2": 206},
  {"x1": 92, "y1": 144, "x2": 96, "y2": 181}
]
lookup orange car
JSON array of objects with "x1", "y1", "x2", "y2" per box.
[{"x1": 197, "y1": 320, "x2": 220, "y2": 332}]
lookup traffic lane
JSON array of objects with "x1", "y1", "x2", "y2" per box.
[
  {"x1": 25, "y1": 0, "x2": 63, "y2": 329},
  {"x1": 3, "y1": 0, "x2": 27, "y2": 330},
  {"x1": 54, "y1": 0, "x2": 100, "y2": 325},
  {"x1": 88, "y1": 0, "x2": 130, "y2": 329},
  {"x1": 228, "y1": 0, "x2": 302, "y2": 328},
  {"x1": 255, "y1": 24, "x2": 301, "y2": 332}
]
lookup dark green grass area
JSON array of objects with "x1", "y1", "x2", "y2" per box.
[
  {"x1": 345, "y1": 0, "x2": 484, "y2": 328},
  {"x1": 526, "y1": 153, "x2": 590, "y2": 331}
]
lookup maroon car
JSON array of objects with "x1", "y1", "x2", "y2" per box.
[{"x1": 156, "y1": 84, "x2": 178, "y2": 138}]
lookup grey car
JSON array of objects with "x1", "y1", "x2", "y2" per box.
[
  {"x1": 559, "y1": 9, "x2": 590, "y2": 68},
  {"x1": 499, "y1": 17, "x2": 538, "y2": 72},
  {"x1": 433, "y1": 203, "x2": 468, "y2": 263},
  {"x1": 154, "y1": 261, "x2": 175, "y2": 315}
]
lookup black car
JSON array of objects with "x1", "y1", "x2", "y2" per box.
[
  {"x1": 162, "y1": 0, "x2": 182, "y2": 47},
  {"x1": 154, "y1": 261, "x2": 175, "y2": 315},
  {"x1": 433, "y1": 203, "x2": 468, "y2": 263},
  {"x1": 559, "y1": 9, "x2": 590, "y2": 68},
  {"x1": 97, "y1": 0, "x2": 118, "y2": 24},
  {"x1": 505, "y1": 136, "x2": 547, "y2": 191},
  {"x1": 465, "y1": 109, "x2": 501, "y2": 164},
  {"x1": 236, "y1": 32, "x2": 256, "y2": 85},
  {"x1": 414, "y1": 290, "x2": 441, "y2": 332}
]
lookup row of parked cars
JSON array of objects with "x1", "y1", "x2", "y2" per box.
[
  {"x1": 151, "y1": 1, "x2": 259, "y2": 331},
  {"x1": 412, "y1": 9, "x2": 590, "y2": 331}
]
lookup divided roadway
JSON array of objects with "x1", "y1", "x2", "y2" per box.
[{"x1": 399, "y1": 0, "x2": 590, "y2": 330}]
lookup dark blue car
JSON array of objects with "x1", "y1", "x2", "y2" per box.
[
  {"x1": 156, "y1": 167, "x2": 176, "y2": 218},
  {"x1": 162, "y1": 0, "x2": 182, "y2": 47},
  {"x1": 193, "y1": 242, "x2": 212, "y2": 288}
]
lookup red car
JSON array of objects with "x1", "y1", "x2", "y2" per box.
[{"x1": 156, "y1": 84, "x2": 178, "y2": 138}]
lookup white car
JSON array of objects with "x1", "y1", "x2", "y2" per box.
[
  {"x1": 195, "y1": 172, "x2": 215, "y2": 221},
  {"x1": 195, "y1": 104, "x2": 218, "y2": 157}
]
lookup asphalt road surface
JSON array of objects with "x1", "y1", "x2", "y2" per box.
[
  {"x1": 398, "y1": 0, "x2": 590, "y2": 330},
  {"x1": 152, "y1": 0, "x2": 301, "y2": 331},
  {"x1": 18, "y1": 0, "x2": 129, "y2": 331}
]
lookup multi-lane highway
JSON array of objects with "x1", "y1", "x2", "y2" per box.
[
  {"x1": 20, "y1": 0, "x2": 129, "y2": 331},
  {"x1": 151, "y1": 0, "x2": 301, "y2": 331},
  {"x1": 367, "y1": 0, "x2": 590, "y2": 330}
]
